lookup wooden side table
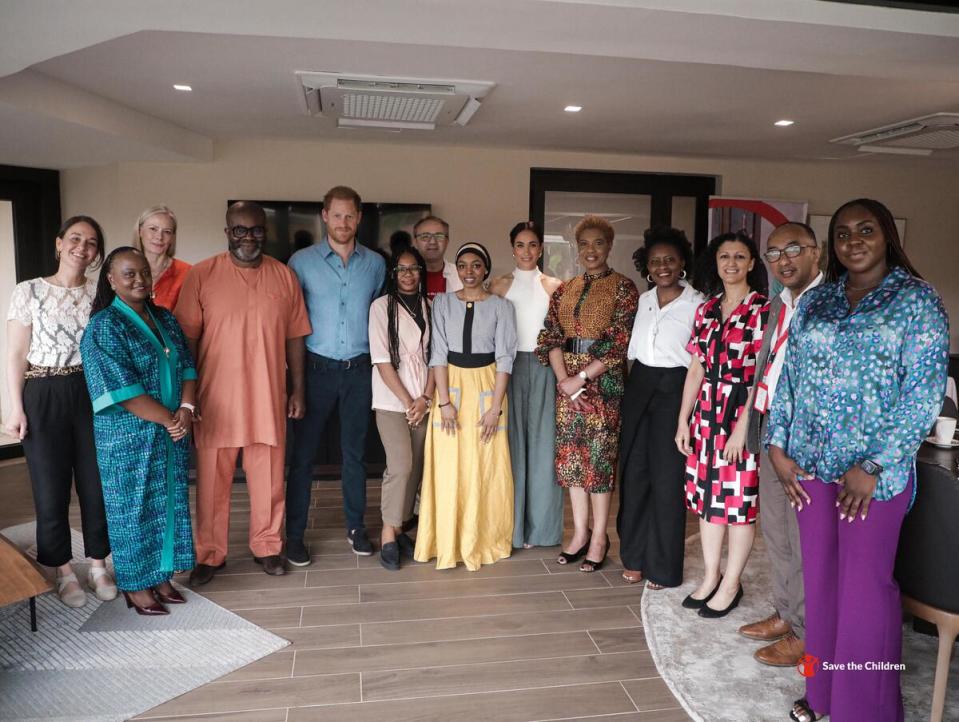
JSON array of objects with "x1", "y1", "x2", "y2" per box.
[{"x1": 0, "y1": 533, "x2": 53, "y2": 631}]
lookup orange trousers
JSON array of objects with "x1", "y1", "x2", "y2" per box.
[{"x1": 194, "y1": 444, "x2": 285, "y2": 565}]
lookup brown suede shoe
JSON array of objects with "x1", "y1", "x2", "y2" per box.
[
  {"x1": 738, "y1": 611, "x2": 791, "y2": 641},
  {"x1": 254, "y1": 555, "x2": 287, "y2": 576},
  {"x1": 755, "y1": 631, "x2": 804, "y2": 667}
]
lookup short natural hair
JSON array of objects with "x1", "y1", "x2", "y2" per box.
[
  {"x1": 413, "y1": 215, "x2": 450, "y2": 235},
  {"x1": 573, "y1": 215, "x2": 614, "y2": 244},
  {"x1": 323, "y1": 185, "x2": 362, "y2": 212},
  {"x1": 133, "y1": 204, "x2": 178, "y2": 257},
  {"x1": 226, "y1": 200, "x2": 266, "y2": 226}
]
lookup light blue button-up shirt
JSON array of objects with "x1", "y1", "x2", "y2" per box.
[
  {"x1": 289, "y1": 238, "x2": 385, "y2": 360},
  {"x1": 766, "y1": 266, "x2": 949, "y2": 501}
]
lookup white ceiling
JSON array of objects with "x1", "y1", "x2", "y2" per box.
[{"x1": 1, "y1": 0, "x2": 959, "y2": 168}]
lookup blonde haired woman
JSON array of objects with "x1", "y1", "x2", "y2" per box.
[{"x1": 133, "y1": 205, "x2": 191, "y2": 310}]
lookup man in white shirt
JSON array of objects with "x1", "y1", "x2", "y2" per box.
[
  {"x1": 412, "y1": 216, "x2": 463, "y2": 300},
  {"x1": 740, "y1": 221, "x2": 823, "y2": 667}
]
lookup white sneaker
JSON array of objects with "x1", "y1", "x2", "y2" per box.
[
  {"x1": 56, "y1": 572, "x2": 87, "y2": 608},
  {"x1": 87, "y1": 567, "x2": 118, "y2": 601}
]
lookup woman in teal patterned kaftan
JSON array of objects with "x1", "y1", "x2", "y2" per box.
[{"x1": 81, "y1": 247, "x2": 197, "y2": 613}]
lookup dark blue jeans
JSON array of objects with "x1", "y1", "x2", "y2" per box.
[{"x1": 286, "y1": 352, "x2": 372, "y2": 539}]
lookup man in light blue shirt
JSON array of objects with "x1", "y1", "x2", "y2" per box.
[{"x1": 286, "y1": 185, "x2": 385, "y2": 562}]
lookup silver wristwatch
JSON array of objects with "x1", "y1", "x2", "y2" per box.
[{"x1": 860, "y1": 459, "x2": 883, "y2": 476}]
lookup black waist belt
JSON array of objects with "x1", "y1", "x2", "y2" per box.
[
  {"x1": 309, "y1": 352, "x2": 371, "y2": 370},
  {"x1": 563, "y1": 337, "x2": 599, "y2": 354},
  {"x1": 448, "y1": 351, "x2": 495, "y2": 368}
]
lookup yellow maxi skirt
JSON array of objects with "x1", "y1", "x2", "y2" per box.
[{"x1": 414, "y1": 362, "x2": 514, "y2": 571}]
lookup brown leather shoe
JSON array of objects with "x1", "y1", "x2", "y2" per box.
[
  {"x1": 738, "y1": 611, "x2": 791, "y2": 641},
  {"x1": 188, "y1": 561, "x2": 226, "y2": 587},
  {"x1": 254, "y1": 554, "x2": 287, "y2": 576},
  {"x1": 754, "y1": 631, "x2": 804, "y2": 667}
]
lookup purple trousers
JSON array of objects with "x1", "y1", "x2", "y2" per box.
[{"x1": 797, "y1": 476, "x2": 911, "y2": 722}]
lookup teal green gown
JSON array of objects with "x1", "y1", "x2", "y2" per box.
[{"x1": 80, "y1": 297, "x2": 196, "y2": 591}]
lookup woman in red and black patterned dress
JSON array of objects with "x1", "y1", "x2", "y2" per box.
[
  {"x1": 536, "y1": 216, "x2": 638, "y2": 573},
  {"x1": 675, "y1": 231, "x2": 768, "y2": 618}
]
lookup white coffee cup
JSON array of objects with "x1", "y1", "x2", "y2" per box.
[{"x1": 934, "y1": 415, "x2": 957, "y2": 444}]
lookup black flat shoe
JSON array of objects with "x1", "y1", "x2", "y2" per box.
[
  {"x1": 579, "y1": 536, "x2": 611, "y2": 573},
  {"x1": 698, "y1": 584, "x2": 744, "y2": 618},
  {"x1": 681, "y1": 575, "x2": 723, "y2": 609},
  {"x1": 556, "y1": 529, "x2": 592, "y2": 565},
  {"x1": 380, "y1": 542, "x2": 400, "y2": 571},
  {"x1": 395, "y1": 532, "x2": 415, "y2": 560}
]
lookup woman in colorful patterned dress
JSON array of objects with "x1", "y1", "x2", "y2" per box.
[
  {"x1": 4, "y1": 216, "x2": 116, "y2": 608},
  {"x1": 133, "y1": 205, "x2": 191, "y2": 311},
  {"x1": 675, "y1": 231, "x2": 768, "y2": 617},
  {"x1": 768, "y1": 200, "x2": 948, "y2": 722},
  {"x1": 81, "y1": 247, "x2": 197, "y2": 616},
  {"x1": 537, "y1": 216, "x2": 639, "y2": 572}
]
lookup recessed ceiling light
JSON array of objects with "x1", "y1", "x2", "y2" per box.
[
  {"x1": 173, "y1": 84, "x2": 193, "y2": 92},
  {"x1": 564, "y1": 105, "x2": 582, "y2": 113},
  {"x1": 774, "y1": 119, "x2": 794, "y2": 127}
]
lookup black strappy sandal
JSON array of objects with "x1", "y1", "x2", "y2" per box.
[
  {"x1": 789, "y1": 698, "x2": 823, "y2": 722},
  {"x1": 580, "y1": 535, "x2": 610, "y2": 573},
  {"x1": 556, "y1": 529, "x2": 591, "y2": 565}
]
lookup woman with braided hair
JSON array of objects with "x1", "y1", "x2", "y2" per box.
[{"x1": 368, "y1": 244, "x2": 434, "y2": 570}]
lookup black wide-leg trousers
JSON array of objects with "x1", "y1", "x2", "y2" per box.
[
  {"x1": 21, "y1": 374, "x2": 110, "y2": 567},
  {"x1": 616, "y1": 362, "x2": 687, "y2": 587}
]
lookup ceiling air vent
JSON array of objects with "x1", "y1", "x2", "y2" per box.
[
  {"x1": 296, "y1": 72, "x2": 495, "y2": 131},
  {"x1": 830, "y1": 113, "x2": 959, "y2": 156}
]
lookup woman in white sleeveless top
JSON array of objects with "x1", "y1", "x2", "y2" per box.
[{"x1": 490, "y1": 222, "x2": 564, "y2": 548}]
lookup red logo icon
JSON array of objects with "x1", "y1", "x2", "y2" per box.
[{"x1": 797, "y1": 654, "x2": 820, "y2": 678}]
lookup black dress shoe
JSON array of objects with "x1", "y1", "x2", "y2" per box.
[
  {"x1": 380, "y1": 542, "x2": 400, "y2": 571},
  {"x1": 698, "y1": 584, "x2": 744, "y2": 618},
  {"x1": 254, "y1": 555, "x2": 287, "y2": 576},
  {"x1": 681, "y1": 575, "x2": 723, "y2": 609},
  {"x1": 189, "y1": 561, "x2": 226, "y2": 586},
  {"x1": 395, "y1": 532, "x2": 415, "y2": 560}
]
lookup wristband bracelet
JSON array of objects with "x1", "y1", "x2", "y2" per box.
[{"x1": 438, "y1": 401, "x2": 451, "y2": 408}]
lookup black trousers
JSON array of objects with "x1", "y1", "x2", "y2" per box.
[
  {"x1": 21, "y1": 374, "x2": 110, "y2": 567},
  {"x1": 616, "y1": 362, "x2": 687, "y2": 587}
]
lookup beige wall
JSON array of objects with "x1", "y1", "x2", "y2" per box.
[{"x1": 62, "y1": 137, "x2": 959, "y2": 348}]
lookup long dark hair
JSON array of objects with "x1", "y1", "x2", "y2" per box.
[
  {"x1": 91, "y1": 246, "x2": 153, "y2": 316},
  {"x1": 825, "y1": 198, "x2": 921, "y2": 282},
  {"x1": 694, "y1": 231, "x2": 768, "y2": 297},
  {"x1": 58, "y1": 215, "x2": 106, "y2": 270},
  {"x1": 633, "y1": 225, "x2": 694, "y2": 289},
  {"x1": 385, "y1": 243, "x2": 431, "y2": 371}
]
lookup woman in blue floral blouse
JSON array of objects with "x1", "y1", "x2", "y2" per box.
[{"x1": 767, "y1": 199, "x2": 948, "y2": 722}]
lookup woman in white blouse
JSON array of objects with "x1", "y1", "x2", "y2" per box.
[
  {"x1": 368, "y1": 245, "x2": 434, "y2": 571},
  {"x1": 618, "y1": 227, "x2": 704, "y2": 589},
  {"x1": 489, "y1": 222, "x2": 563, "y2": 549},
  {"x1": 4, "y1": 216, "x2": 117, "y2": 607}
]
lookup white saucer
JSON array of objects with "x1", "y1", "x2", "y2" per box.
[{"x1": 925, "y1": 436, "x2": 959, "y2": 449}]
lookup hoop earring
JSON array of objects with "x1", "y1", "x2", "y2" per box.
[
  {"x1": 646, "y1": 274, "x2": 653, "y2": 283},
  {"x1": 680, "y1": 270, "x2": 687, "y2": 279}
]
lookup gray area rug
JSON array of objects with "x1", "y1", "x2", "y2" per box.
[
  {"x1": 0, "y1": 522, "x2": 289, "y2": 722},
  {"x1": 641, "y1": 533, "x2": 957, "y2": 722}
]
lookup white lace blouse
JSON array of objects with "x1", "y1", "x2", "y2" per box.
[{"x1": 7, "y1": 277, "x2": 97, "y2": 367}]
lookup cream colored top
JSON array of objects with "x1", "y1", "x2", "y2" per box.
[
  {"x1": 504, "y1": 268, "x2": 551, "y2": 353},
  {"x1": 369, "y1": 295, "x2": 431, "y2": 413},
  {"x1": 7, "y1": 277, "x2": 97, "y2": 367}
]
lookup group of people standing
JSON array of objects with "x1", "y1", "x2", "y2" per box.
[{"x1": 4, "y1": 190, "x2": 948, "y2": 722}]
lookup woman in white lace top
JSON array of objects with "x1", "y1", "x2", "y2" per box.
[{"x1": 4, "y1": 215, "x2": 116, "y2": 607}]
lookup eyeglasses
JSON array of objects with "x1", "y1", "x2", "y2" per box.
[
  {"x1": 415, "y1": 232, "x2": 448, "y2": 243},
  {"x1": 230, "y1": 225, "x2": 266, "y2": 240},
  {"x1": 763, "y1": 243, "x2": 816, "y2": 263},
  {"x1": 395, "y1": 265, "x2": 423, "y2": 275}
]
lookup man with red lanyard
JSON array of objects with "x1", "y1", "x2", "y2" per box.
[
  {"x1": 411, "y1": 216, "x2": 462, "y2": 300},
  {"x1": 739, "y1": 221, "x2": 823, "y2": 667}
]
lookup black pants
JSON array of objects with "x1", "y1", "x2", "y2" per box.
[
  {"x1": 616, "y1": 362, "x2": 687, "y2": 587},
  {"x1": 21, "y1": 374, "x2": 110, "y2": 567}
]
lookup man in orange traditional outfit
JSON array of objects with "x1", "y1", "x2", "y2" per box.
[{"x1": 176, "y1": 201, "x2": 311, "y2": 583}]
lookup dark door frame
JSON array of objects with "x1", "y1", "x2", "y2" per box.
[{"x1": 529, "y1": 167, "x2": 717, "y2": 255}]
